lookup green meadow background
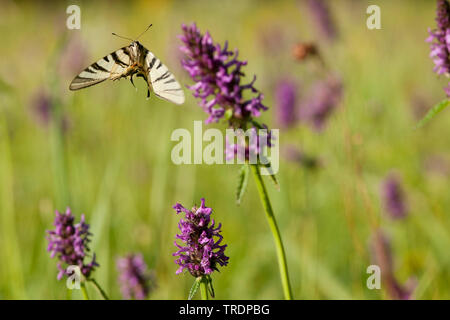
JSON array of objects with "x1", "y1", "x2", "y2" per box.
[{"x1": 0, "y1": 0, "x2": 449, "y2": 299}]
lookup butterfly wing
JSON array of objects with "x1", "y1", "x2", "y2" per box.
[
  {"x1": 145, "y1": 51, "x2": 185, "y2": 105},
  {"x1": 69, "y1": 47, "x2": 132, "y2": 90}
]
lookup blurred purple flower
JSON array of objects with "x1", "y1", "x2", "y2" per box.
[
  {"x1": 275, "y1": 79, "x2": 298, "y2": 128},
  {"x1": 381, "y1": 173, "x2": 408, "y2": 219},
  {"x1": 283, "y1": 145, "x2": 320, "y2": 169},
  {"x1": 306, "y1": 0, "x2": 338, "y2": 41},
  {"x1": 173, "y1": 198, "x2": 229, "y2": 277},
  {"x1": 179, "y1": 23, "x2": 268, "y2": 125},
  {"x1": 57, "y1": 34, "x2": 89, "y2": 79},
  {"x1": 298, "y1": 75, "x2": 342, "y2": 131},
  {"x1": 46, "y1": 208, "x2": 98, "y2": 280},
  {"x1": 30, "y1": 90, "x2": 52, "y2": 126},
  {"x1": 370, "y1": 230, "x2": 416, "y2": 300},
  {"x1": 30, "y1": 88, "x2": 71, "y2": 131},
  {"x1": 427, "y1": 0, "x2": 450, "y2": 96},
  {"x1": 117, "y1": 253, "x2": 154, "y2": 300}
]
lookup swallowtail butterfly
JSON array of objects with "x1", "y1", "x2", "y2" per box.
[{"x1": 69, "y1": 25, "x2": 185, "y2": 105}]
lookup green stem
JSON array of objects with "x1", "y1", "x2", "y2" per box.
[
  {"x1": 80, "y1": 282, "x2": 90, "y2": 300},
  {"x1": 250, "y1": 164, "x2": 293, "y2": 300},
  {"x1": 88, "y1": 278, "x2": 110, "y2": 300},
  {"x1": 200, "y1": 277, "x2": 209, "y2": 300}
]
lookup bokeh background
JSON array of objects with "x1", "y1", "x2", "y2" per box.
[{"x1": 1, "y1": 0, "x2": 449, "y2": 299}]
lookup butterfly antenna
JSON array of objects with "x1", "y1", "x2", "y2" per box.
[
  {"x1": 135, "y1": 24, "x2": 153, "y2": 40},
  {"x1": 111, "y1": 32, "x2": 134, "y2": 41}
]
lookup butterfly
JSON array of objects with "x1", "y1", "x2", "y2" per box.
[{"x1": 69, "y1": 25, "x2": 185, "y2": 105}]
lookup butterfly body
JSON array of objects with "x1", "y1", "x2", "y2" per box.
[{"x1": 69, "y1": 41, "x2": 185, "y2": 105}]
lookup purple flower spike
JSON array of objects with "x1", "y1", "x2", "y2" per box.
[
  {"x1": 381, "y1": 173, "x2": 408, "y2": 219},
  {"x1": 173, "y1": 198, "x2": 229, "y2": 277},
  {"x1": 370, "y1": 230, "x2": 416, "y2": 300},
  {"x1": 117, "y1": 254, "x2": 154, "y2": 300},
  {"x1": 46, "y1": 208, "x2": 98, "y2": 280},
  {"x1": 275, "y1": 79, "x2": 298, "y2": 128},
  {"x1": 30, "y1": 90, "x2": 52, "y2": 127},
  {"x1": 427, "y1": 0, "x2": 450, "y2": 96},
  {"x1": 179, "y1": 23, "x2": 268, "y2": 126},
  {"x1": 306, "y1": 0, "x2": 338, "y2": 42},
  {"x1": 298, "y1": 75, "x2": 342, "y2": 131}
]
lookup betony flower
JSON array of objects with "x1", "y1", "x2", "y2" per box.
[
  {"x1": 173, "y1": 198, "x2": 229, "y2": 277},
  {"x1": 305, "y1": 0, "x2": 338, "y2": 42},
  {"x1": 180, "y1": 23, "x2": 274, "y2": 162},
  {"x1": 381, "y1": 173, "x2": 408, "y2": 219},
  {"x1": 370, "y1": 230, "x2": 416, "y2": 300},
  {"x1": 427, "y1": 0, "x2": 450, "y2": 96},
  {"x1": 298, "y1": 75, "x2": 342, "y2": 131},
  {"x1": 275, "y1": 79, "x2": 298, "y2": 128},
  {"x1": 117, "y1": 253, "x2": 154, "y2": 300},
  {"x1": 46, "y1": 208, "x2": 98, "y2": 280},
  {"x1": 179, "y1": 23, "x2": 268, "y2": 125}
]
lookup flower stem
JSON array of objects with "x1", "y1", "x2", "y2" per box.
[
  {"x1": 88, "y1": 278, "x2": 110, "y2": 300},
  {"x1": 250, "y1": 164, "x2": 293, "y2": 300},
  {"x1": 80, "y1": 282, "x2": 90, "y2": 300},
  {"x1": 200, "y1": 276, "x2": 209, "y2": 300}
]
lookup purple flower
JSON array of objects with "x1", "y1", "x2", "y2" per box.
[
  {"x1": 30, "y1": 88, "x2": 71, "y2": 131},
  {"x1": 117, "y1": 254, "x2": 154, "y2": 300},
  {"x1": 30, "y1": 90, "x2": 52, "y2": 126},
  {"x1": 57, "y1": 34, "x2": 89, "y2": 79},
  {"x1": 370, "y1": 230, "x2": 416, "y2": 300},
  {"x1": 180, "y1": 23, "x2": 275, "y2": 162},
  {"x1": 179, "y1": 23, "x2": 268, "y2": 126},
  {"x1": 381, "y1": 173, "x2": 408, "y2": 219},
  {"x1": 46, "y1": 208, "x2": 98, "y2": 280},
  {"x1": 275, "y1": 79, "x2": 298, "y2": 128},
  {"x1": 427, "y1": 0, "x2": 450, "y2": 96},
  {"x1": 283, "y1": 145, "x2": 320, "y2": 170},
  {"x1": 306, "y1": 0, "x2": 338, "y2": 42},
  {"x1": 173, "y1": 198, "x2": 229, "y2": 277},
  {"x1": 298, "y1": 75, "x2": 342, "y2": 131}
]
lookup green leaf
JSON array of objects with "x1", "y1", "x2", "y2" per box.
[
  {"x1": 188, "y1": 277, "x2": 201, "y2": 300},
  {"x1": 268, "y1": 172, "x2": 280, "y2": 191},
  {"x1": 258, "y1": 156, "x2": 280, "y2": 191},
  {"x1": 236, "y1": 164, "x2": 249, "y2": 205},
  {"x1": 415, "y1": 99, "x2": 450, "y2": 129},
  {"x1": 207, "y1": 275, "x2": 215, "y2": 298}
]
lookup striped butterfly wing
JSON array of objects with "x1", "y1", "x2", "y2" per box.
[
  {"x1": 145, "y1": 51, "x2": 185, "y2": 105},
  {"x1": 69, "y1": 47, "x2": 132, "y2": 90}
]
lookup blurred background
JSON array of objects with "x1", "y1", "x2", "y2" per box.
[{"x1": 0, "y1": 0, "x2": 449, "y2": 299}]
